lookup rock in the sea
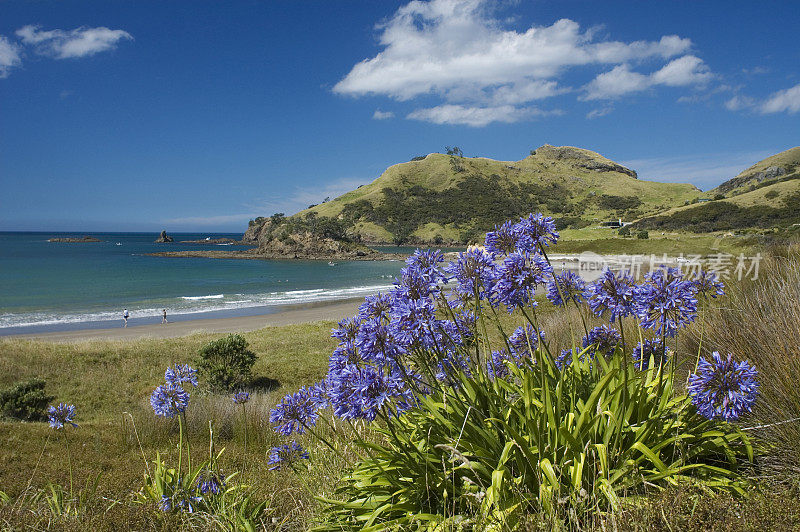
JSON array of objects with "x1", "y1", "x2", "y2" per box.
[
  {"x1": 48, "y1": 236, "x2": 102, "y2": 243},
  {"x1": 155, "y1": 230, "x2": 174, "y2": 243}
]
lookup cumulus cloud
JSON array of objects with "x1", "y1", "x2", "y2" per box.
[
  {"x1": 16, "y1": 25, "x2": 132, "y2": 59},
  {"x1": 406, "y1": 104, "x2": 558, "y2": 127},
  {"x1": 586, "y1": 106, "x2": 613, "y2": 119},
  {"x1": 334, "y1": 0, "x2": 703, "y2": 125},
  {"x1": 584, "y1": 55, "x2": 711, "y2": 100},
  {"x1": 0, "y1": 36, "x2": 22, "y2": 78},
  {"x1": 761, "y1": 82, "x2": 800, "y2": 114},
  {"x1": 372, "y1": 109, "x2": 395, "y2": 120},
  {"x1": 724, "y1": 94, "x2": 755, "y2": 111}
]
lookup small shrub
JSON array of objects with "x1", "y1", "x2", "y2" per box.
[
  {"x1": 637, "y1": 230, "x2": 649, "y2": 239},
  {"x1": 0, "y1": 378, "x2": 54, "y2": 421},
  {"x1": 618, "y1": 226, "x2": 631, "y2": 237},
  {"x1": 765, "y1": 189, "x2": 780, "y2": 199},
  {"x1": 197, "y1": 335, "x2": 257, "y2": 391}
]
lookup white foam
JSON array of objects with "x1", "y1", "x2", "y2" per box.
[{"x1": 181, "y1": 294, "x2": 224, "y2": 300}]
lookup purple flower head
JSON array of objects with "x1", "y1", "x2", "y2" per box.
[
  {"x1": 406, "y1": 248, "x2": 445, "y2": 275},
  {"x1": 269, "y1": 386, "x2": 320, "y2": 436},
  {"x1": 635, "y1": 267, "x2": 697, "y2": 337},
  {"x1": 393, "y1": 262, "x2": 441, "y2": 301},
  {"x1": 268, "y1": 441, "x2": 310, "y2": 471},
  {"x1": 484, "y1": 220, "x2": 524, "y2": 256},
  {"x1": 582, "y1": 325, "x2": 621, "y2": 358},
  {"x1": 232, "y1": 391, "x2": 251, "y2": 405},
  {"x1": 556, "y1": 347, "x2": 594, "y2": 370},
  {"x1": 358, "y1": 293, "x2": 393, "y2": 322},
  {"x1": 445, "y1": 248, "x2": 498, "y2": 300},
  {"x1": 436, "y1": 353, "x2": 471, "y2": 387},
  {"x1": 329, "y1": 341, "x2": 360, "y2": 373},
  {"x1": 150, "y1": 384, "x2": 190, "y2": 418},
  {"x1": 587, "y1": 268, "x2": 636, "y2": 322},
  {"x1": 48, "y1": 403, "x2": 78, "y2": 429},
  {"x1": 487, "y1": 350, "x2": 512, "y2": 379},
  {"x1": 631, "y1": 339, "x2": 669, "y2": 370},
  {"x1": 329, "y1": 365, "x2": 413, "y2": 421},
  {"x1": 165, "y1": 364, "x2": 198, "y2": 388},
  {"x1": 508, "y1": 325, "x2": 543, "y2": 360},
  {"x1": 514, "y1": 213, "x2": 559, "y2": 251},
  {"x1": 197, "y1": 469, "x2": 225, "y2": 495},
  {"x1": 491, "y1": 252, "x2": 552, "y2": 312},
  {"x1": 356, "y1": 318, "x2": 406, "y2": 365},
  {"x1": 692, "y1": 270, "x2": 725, "y2": 299},
  {"x1": 546, "y1": 271, "x2": 587, "y2": 306},
  {"x1": 687, "y1": 352, "x2": 758, "y2": 421},
  {"x1": 331, "y1": 317, "x2": 361, "y2": 343},
  {"x1": 388, "y1": 297, "x2": 436, "y2": 348}
]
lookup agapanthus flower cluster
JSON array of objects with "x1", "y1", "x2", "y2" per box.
[
  {"x1": 268, "y1": 441, "x2": 310, "y2": 471},
  {"x1": 445, "y1": 248, "x2": 497, "y2": 300},
  {"x1": 631, "y1": 339, "x2": 669, "y2": 370},
  {"x1": 436, "y1": 353, "x2": 472, "y2": 386},
  {"x1": 508, "y1": 325, "x2": 543, "y2": 360},
  {"x1": 587, "y1": 268, "x2": 636, "y2": 322},
  {"x1": 692, "y1": 270, "x2": 725, "y2": 299},
  {"x1": 329, "y1": 365, "x2": 414, "y2": 421},
  {"x1": 581, "y1": 325, "x2": 621, "y2": 358},
  {"x1": 48, "y1": 403, "x2": 78, "y2": 430},
  {"x1": 165, "y1": 364, "x2": 198, "y2": 388},
  {"x1": 687, "y1": 352, "x2": 758, "y2": 421},
  {"x1": 635, "y1": 267, "x2": 697, "y2": 337},
  {"x1": 555, "y1": 348, "x2": 593, "y2": 370},
  {"x1": 269, "y1": 386, "x2": 322, "y2": 435},
  {"x1": 491, "y1": 252, "x2": 552, "y2": 311},
  {"x1": 484, "y1": 214, "x2": 559, "y2": 255},
  {"x1": 232, "y1": 391, "x2": 251, "y2": 405},
  {"x1": 197, "y1": 469, "x2": 226, "y2": 495},
  {"x1": 159, "y1": 487, "x2": 201, "y2": 513},
  {"x1": 546, "y1": 271, "x2": 587, "y2": 307},
  {"x1": 151, "y1": 364, "x2": 197, "y2": 418},
  {"x1": 484, "y1": 220, "x2": 523, "y2": 255}
]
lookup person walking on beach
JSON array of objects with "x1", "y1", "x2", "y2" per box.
[
  {"x1": 162, "y1": 309, "x2": 168, "y2": 324},
  {"x1": 123, "y1": 308, "x2": 129, "y2": 327}
]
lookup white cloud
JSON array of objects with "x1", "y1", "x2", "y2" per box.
[
  {"x1": 246, "y1": 177, "x2": 369, "y2": 216},
  {"x1": 761, "y1": 82, "x2": 800, "y2": 114},
  {"x1": 724, "y1": 94, "x2": 755, "y2": 111},
  {"x1": 407, "y1": 104, "x2": 558, "y2": 127},
  {"x1": 372, "y1": 109, "x2": 395, "y2": 120},
  {"x1": 334, "y1": 0, "x2": 700, "y2": 125},
  {"x1": 586, "y1": 106, "x2": 613, "y2": 119},
  {"x1": 584, "y1": 55, "x2": 711, "y2": 100},
  {"x1": 0, "y1": 36, "x2": 22, "y2": 78},
  {"x1": 16, "y1": 25, "x2": 132, "y2": 59}
]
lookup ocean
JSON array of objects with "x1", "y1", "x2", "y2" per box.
[{"x1": 0, "y1": 232, "x2": 413, "y2": 335}]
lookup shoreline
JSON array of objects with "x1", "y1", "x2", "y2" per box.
[{"x1": 4, "y1": 298, "x2": 363, "y2": 343}]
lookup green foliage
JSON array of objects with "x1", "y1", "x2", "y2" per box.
[
  {"x1": 637, "y1": 192, "x2": 800, "y2": 232},
  {"x1": 765, "y1": 189, "x2": 780, "y2": 199},
  {"x1": 0, "y1": 377, "x2": 54, "y2": 421},
  {"x1": 41, "y1": 474, "x2": 102, "y2": 517},
  {"x1": 618, "y1": 226, "x2": 631, "y2": 237},
  {"x1": 637, "y1": 230, "x2": 649, "y2": 239},
  {"x1": 318, "y1": 351, "x2": 752, "y2": 529},
  {"x1": 197, "y1": 335, "x2": 257, "y2": 392},
  {"x1": 597, "y1": 194, "x2": 643, "y2": 211},
  {"x1": 713, "y1": 193, "x2": 726, "y2": 200}
]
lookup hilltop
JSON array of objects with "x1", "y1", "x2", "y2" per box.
[
  {"x1": 636, "y1": 146, "x2": 800, "y2": 233},
  {"x1": 252, "y1": 145, "x2": 700, "y2": 245}
]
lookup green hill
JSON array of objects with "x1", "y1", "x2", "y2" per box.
[
  {"x1": 281, "y1": 145, "x2": 700, "y2": 245},
  {"x1": 711, "y1": 146, "x2": 800, "y2": 196}
]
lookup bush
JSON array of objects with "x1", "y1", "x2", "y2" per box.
[
  {"x1": 197, "y1": 335, "x2": 257, "y2": 391},
  {"x1": 618, "y1": 226, "x2": 631, "y2": 237},
  {"x1": 637, "y1": 230, "x2": 649, "y2": 239},
  {"x1": 0, "y1": 378, "x2": 54, "y2": 421}
]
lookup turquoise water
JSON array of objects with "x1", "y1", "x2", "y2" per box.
[{"x1": 0, "y1": 232, "x2": 406, "y2": 334}]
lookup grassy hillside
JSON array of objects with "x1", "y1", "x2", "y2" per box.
[
  {"x1": 293, "y1": 145, "x2": 700, "y2": 244},
  {"x1": 711, "y1": 146, "x2": 800, "y2": 196}
]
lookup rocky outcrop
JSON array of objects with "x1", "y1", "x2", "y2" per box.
[
  {"x1": 532, "y1": 144, "x2": 638, "y2": 178},
  {"x1": 154, "y1": 230, "x2": 174, "y2": 243},
  {"x1": 48, "y1": 236, "x2": 102, "y2": 243}
]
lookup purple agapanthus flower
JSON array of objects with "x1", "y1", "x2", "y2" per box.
[
  {"x1": 587, "y1": 268, "x2": 637, "y2": 322},
  {"x1": 514, "y1": 213, "x2": 559, "y2": 251},
  {"x1": 635, "y1": 267, "x2": 698, "y2": 337},
  {"x1": 331, "y1": 316, "x2": 361, "y2": 343},
  {"x1": 692, "y1": 270, "x2": 725, "y2": 299},
  {"x1": 150, "y1": 384, "x2": 190, "y2": 418},
  {"x1": 435, "y1": 353, "x2": 471, "y2": 386},
  {"x1": 358, "y1": 293, "x2": 394, "y2": 321},
  {"x1": 269, "y1": 386, "x2": 320, "y2": 435},
  {"x1": 581, "y1": 325, "x2": 621, "y2": 358},
  {"x1": 444, "y1": 248, "x2": 498, "y2": 300},
  {"x1": 491, "y1": 252, "x2": 552, "y2": 311},
  {"x1": 232, "y1": 391, "x2": 251, "y2": 404},
  {"x1": 508, "y1": 324, "x2": 543, "y2": 360},
  {"x1": 165, "y1": 364, "x2": 198, "y2": 388},
  {"x1": 546, "y1": 271, "x2": 587, "y2": 306},
  {"x1": 631, "y1": 339, "x2": 669, "y2": 370},
  {"x1": 268, "y1": 441, "x2": 310, "y2": 471},
  {"x1": 687, "y1": 352, "x2": 758, "y2": 421},
  {"x1": 484, "y1": 220, "x2": 524, "y2": 256},
  {"x1": 197, "y1": 469, "x2": 225, "y2": 495},
  {"x1": 48, "y1": 403, "x2": 78, "y2": 429},
  {"x1": 487, "y1": 350, "x2": 512, "y2": 379}
]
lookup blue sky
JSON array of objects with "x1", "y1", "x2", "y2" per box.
[{"x1": 1, "y1": 0, "x2": 798, "y2": 232}]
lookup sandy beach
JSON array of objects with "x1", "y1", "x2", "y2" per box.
[{"x1": 7, "y1": 299, "x2": 363, "y2": 343}]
